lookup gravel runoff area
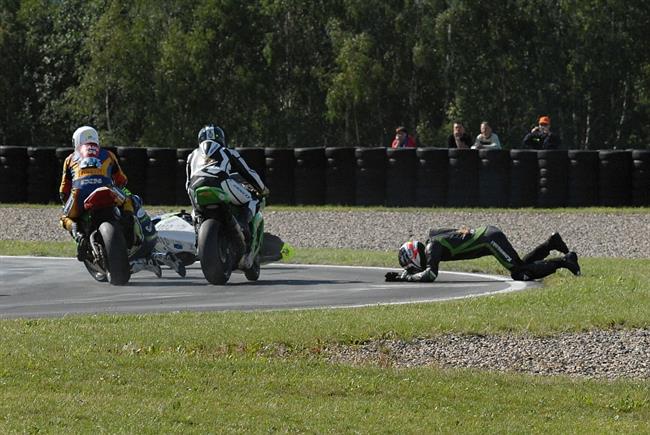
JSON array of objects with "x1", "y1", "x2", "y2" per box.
[
  {"x1": 2, "y1": 206, "x2": 650, "y2": 379},
  {"x1": 2, "y1": 206, "x2": 650, "y2": 258}
]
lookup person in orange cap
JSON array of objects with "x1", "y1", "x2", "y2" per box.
[{"x1": 522, "y1": 115, "x2": 561, "y2": 149}]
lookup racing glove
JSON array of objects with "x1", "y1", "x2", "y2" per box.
[
  {"x1": 385, "y1": 269, "x2": 437, "y2": 283},
  {"x1": 384, "y1": 271, "x2": 404, "y2": 282}
]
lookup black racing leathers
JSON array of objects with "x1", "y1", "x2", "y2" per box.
[{"x1": 403, "y1": 226, "x2": 569, "y2": 282}]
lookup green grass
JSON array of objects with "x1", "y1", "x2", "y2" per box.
[{"x1": 2, "y1": 237, "x2": 650, "y2": 432}]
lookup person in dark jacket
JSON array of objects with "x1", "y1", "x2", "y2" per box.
[
  {"x1": 522, "y1": 116, "x2": 561, "y2": 149},
  {"x1": 447, "y1": 121, "x2": 473, "y2": 149},
  {"x1": 385, "y1": 226, "x2": 580, "y2": 282}
]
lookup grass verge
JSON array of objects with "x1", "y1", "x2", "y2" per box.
[{"x1": 1, "y1": 243, "x2": 649, "y2": 432}]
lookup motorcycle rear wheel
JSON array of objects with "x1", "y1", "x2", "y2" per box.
[
  {"x1": 198, "y1": 218, "x2": 232, "y2": 285},
  {"x1": 99, "y1": 221, "x2": 131, "y2": 285}
]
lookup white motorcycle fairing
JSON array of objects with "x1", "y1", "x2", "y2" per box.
[{"x1": 153, "y1": 211, "x2": 293, "y2": 268}]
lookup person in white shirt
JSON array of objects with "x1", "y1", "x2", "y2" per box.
[{"x1": 472, "y1": 121, "x2": 501, "y2": 149}]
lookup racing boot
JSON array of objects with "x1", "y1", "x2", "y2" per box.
[
  {"x1": 71, "y1": 223, "x2": 87, "y2": 262},
  {"x1": 562, "y1": 251, "x2": 581, "y2": 276},
  {"x1": 548, "y1": 232, "x2": 569, "y2": 254},
  {"x1": 152, "y1": 252, "x2": 187, "y2": 277},
  {"x1": 522, "y1": 232, "x2": 569, "y2": 264}
]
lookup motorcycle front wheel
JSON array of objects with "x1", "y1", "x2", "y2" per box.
[
  {"x1": 99, "y1": 221, "x2": 131, "y2": 285},
  {"x1": 198, "y1": 218, "x2": 232, "y2": 285}
]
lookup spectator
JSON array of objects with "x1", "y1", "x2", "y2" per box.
[
  {"x1": 391, "y1": 126, "x2": 416, "y2": 148},
  {"x1": 522, "y1": 116, "x2": 561, "y2": 149},
  {"x1": 472, "y1": 121, "x2": 501, "y2": 149},
  {"x1": 447, "y1": 121, "x2": 472, "y2": 149}
]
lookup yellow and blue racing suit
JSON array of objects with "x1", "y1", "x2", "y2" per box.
[{"x1": 59, "y1": 147, "x2": 132, "y2": 232}]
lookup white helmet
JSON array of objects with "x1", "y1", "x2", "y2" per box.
[
  {"x1": 398, "y1": 240, "x2": 426, "y2": 273},
  {"x1": 72, "y1": 126, "x2": 100, "y2": 150},
  {"x1": 197, "y1": 125, "x2": 226, "y2": 146},
  {"x1": 198, "y1": 139, "x2": 222, "y2": 159}
]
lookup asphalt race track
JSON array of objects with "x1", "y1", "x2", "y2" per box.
[{"x1": 0, "y1": 256, "x2": 538, "y2": 318}]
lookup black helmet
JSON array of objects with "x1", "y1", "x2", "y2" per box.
[{"x1": 197, "y1": 125, "x2": 226, "y2": 146}]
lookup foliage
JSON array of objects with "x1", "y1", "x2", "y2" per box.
[{"x1": 1, "y1": 0, "x2": 649, "y2": 148}]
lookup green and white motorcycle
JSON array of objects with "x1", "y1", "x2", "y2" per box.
[{"x1": 186, "y1": 163, "x2": 266, "y2": 285}]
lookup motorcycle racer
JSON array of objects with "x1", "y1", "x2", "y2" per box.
[
  {"x1": 59, "y1": 126, "x2": 135, "y2": 257},
  {"x1": 186, "y1": 125, "x2": 269, "y2": 250},
  {"x1": 386, "y1": 226, "x2": 581, "y2": 282}
]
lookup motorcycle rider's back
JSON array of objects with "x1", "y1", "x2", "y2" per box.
[
  {"x1": 185, "y1": 125, "x2": 268, "y2": 236},
  {"x1": 59, "y1": 126, "x2": 133, "y2": 235}
]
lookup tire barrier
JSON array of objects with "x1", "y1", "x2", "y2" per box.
[
  {"x1": 478, "y1": 149, "x2": 510, "y2": 208},
  {"x1": 416, "y1": 148, "x2": 448, "y2": 207},
  {"x1": 599, "y1": 150, "x2": 632, "y2": 206},
  {"x1": 265, "y1": 148, "x2": 294, "y2": 205},
  {"x1": 56, "y1": 147, "x2": 73, "y2": 168},
  {"x1": 509, "y1": 150, "x2": 537, "y2": 207},
  {"x1": 385, "y1": 148, "x2": 417, "y2": 207},
  {"x1": 236, "y1": 147, "x2": 266, "y2": 183},
  {"x1": 1, "y1": 146, "x2": 647, "y2": 207},
  {"x1": 0, "y1": 146, "x2": 28, "y2": 203},
  {"x1": 175, "y1": 148, "x2": 193, "y2": 206},
  {"x1": 146, "y1": 148, "x2": 176, "y2": 205},
  {"x1": 325, "y1": 147, "x2": 356, "y2": 205},
  {"x1": 293, "y1": 148, "x2": 326, "y2": 205},
  {"x1": 117, "y1": 147, "x2": 148, "y2": 199},
  {"x1": 632, "y1": 150, "x2": 650, "y2": 206},
  {"x1": 447, "y1": 149, "x2": 479, "y2": 207},
  {"x1": 27, "y1": 147, "x2": 59, "y2": 203},
  {"x1": 355, "y1": 147, "x2": 386, "y2": 206},
  {"x1": 537, "y1": 150, "x2": 568, "y2": 208},
  {"x1": 567, "y1": 150, "x2": 599, "y2": 207}
]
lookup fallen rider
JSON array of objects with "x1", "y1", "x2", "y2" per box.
[{"x1": 385, "y1": 226, "x2": 580, "y2": 283}]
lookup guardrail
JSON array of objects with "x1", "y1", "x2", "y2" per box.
[{"x1": 1, "y1": 147, "x2": 649, "y2": 207}]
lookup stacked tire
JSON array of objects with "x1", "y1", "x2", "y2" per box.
[
  {"x1": 567, "y1": 150, "x2": 599, "y2": 207},
  {"x1": 146, "y1": 148, "x2": 176, "y2": 205},
  {"x1": 385, "y1": 148, "x2": 417, "y2": 207},
  {"x1": 117, "y1": 147, "x2": 148, "y2": 199},
  {"x1": 509, "y1": 150, "x2": 537, "y2": 207},
  {"x1": 325, "y1": 147, "x2": 356, "y2": 205},
  {"x1": 27, "y1": 147, "x2": 59, "y2": 203},
  {"x1": 537, "y1": 150, "x2": 568, "y2": 207},
  {"x1": 632, "y1": 150, "x2": 650, "y2": 206},
  {"x1": 478, "y1": 149, "x2": 510, "y2": 207},
  {"x1": 265, "y1": 148, "x2": 294, "y2": 205},
  {"x1": 447, "y1": 149, "x2": 479, "y2": 207},
  {"x1": 415, "y1": 148, "x2": 447, "y2": 207},
  {"x1": 176, "y1": 148, "x2": 194, "y2": 206},
  {"x1": 355, "y1": 148, "x2": 386, "y2": 206},
  {"x1": 293, "y1": 148, "x2": 326, "y2": 205},
  {"x1": 236, "y1": 147, "x2": 266, "y2": 183},
  {"x1": 0, "y1": 146, "x2": 28, "y2": 203},
  {"x1": 599, "y1": 150, "x2": 632, "y2": 206}
]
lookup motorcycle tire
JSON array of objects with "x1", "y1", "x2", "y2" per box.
[
  {"x1": 198, "y1": 218, "x2": 232, "y2": 285},
  {"x1": 244, "y1": 254, "x2": 261, "y2": 281},
  {"x1": 99, "y1": 221, "x2": 131, "y2": 285}
]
